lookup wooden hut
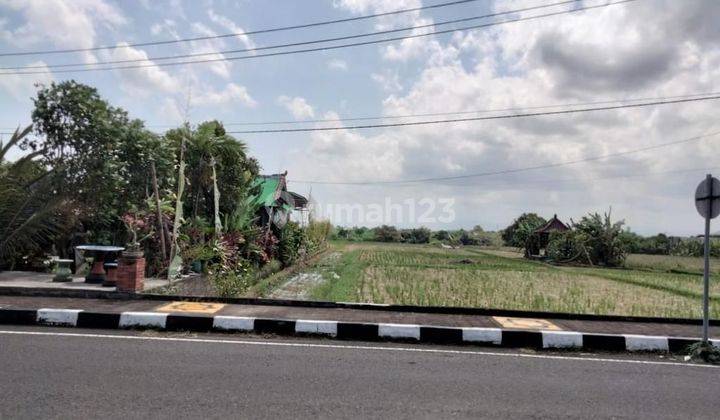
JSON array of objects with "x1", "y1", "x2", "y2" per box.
[{"x1": 529, "y1": 214, "x2": 569, "y2": 257}]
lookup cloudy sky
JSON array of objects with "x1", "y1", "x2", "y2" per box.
[{"x1": 1, "y1": 0, "x2": 719, "y2": 235}]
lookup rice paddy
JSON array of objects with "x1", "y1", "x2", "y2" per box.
[{"x1": 298, "y1": 241, "x2": 720, "y2": 318}]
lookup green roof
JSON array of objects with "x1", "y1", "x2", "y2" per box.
[{"x1": 249, "y1": 177, "x2": 280, "y2": 207}]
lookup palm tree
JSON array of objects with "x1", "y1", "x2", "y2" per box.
[
  {"x1": 0, "y1": 126, "x2": 70, "y2": 267},
  {"x1": 167, "y1": 121, "x2": 256, "y2": 222}
]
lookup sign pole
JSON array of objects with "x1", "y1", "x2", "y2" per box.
[{"x1": 702, "y1": 174, "x2": 712, "y2": 344}]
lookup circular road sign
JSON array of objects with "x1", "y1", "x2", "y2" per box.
[{"x1": 695, "y1": 176, "x2": 720, "y2": 219}]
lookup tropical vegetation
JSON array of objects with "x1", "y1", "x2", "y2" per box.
[{"x1": 0, "y1": 81, "x2": 330, "y2": 296}]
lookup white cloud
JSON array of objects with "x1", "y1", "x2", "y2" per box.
[
  {"x1": 150, "y1": 19, "x2": 179, "y2": 39},
  {"x1": 193, "y1": 83, "x2": 257, "y2": 107},
  {"x1": 371, "y1": 70, "x2": 402, "y2": 92},
  {"x1": 277, "y1": 95, "x2": 315, "y2": 120},
  {"x1": 289, "y1": 0, "x2": 720, "y2": 234},
  {"x1": 207, "y1": 9, "x2": 255, "y2": 51},
  {"x1": 0, "y1": 60, "x2": 53, "y2": 101},
  {"x1": 0, "y1": 0, "x2": 126, "y2": 64},
  {"x1": 333, "y1": 0, "x2": 439, "y2": 62},
  {"x1": 109, "y1": 42, "x2": 180, "y2": 95},
  {"x1": 327, "y1": 59, "x2": 348, "y2": 71},
  {"x1": 187, "y1": 22, "x2": 233, "y2": 79}
]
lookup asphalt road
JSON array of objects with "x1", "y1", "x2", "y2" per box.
[{"x1": 1, "y1": 326, "x2": 718, "y2": 419}]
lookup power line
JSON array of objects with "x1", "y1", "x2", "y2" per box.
[
  {"x1": 3, "y1": 90, "x2": 719, "y2": 132},
  {"x1": 2, "y1": 0, "x2": 580, "y2": 71},
  {"x1": 432, "y1": 166, "x2": 720, "y2": 188},
  {"x1": 183, "y1": 91, "x2": 720, "y2": 127},
  {"x1": 2, "y1": 91, "x2": 716, "y2": 135},
  {"x1": 288, "y1": 131, "x2": 720, "y2": 185},
  {"x1": 0, "y1": 0, "x2": 482, "y2": 57},
  {"x1": 0, "y1": 0, "x2": 636, "y2": 75},
  {"x1": 291, "y1": 166, "x2": 720, "y2": 189},
  {"x1": 226, "y1": 96, "x2": 720, "y2": 134}
]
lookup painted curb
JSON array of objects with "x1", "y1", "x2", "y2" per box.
[
  {"x1": 2, "y1": 307, "x2": 718, "y2": 353},
  {"x1": 2, "y1": 286, "x2": 718, "y2": 326}
]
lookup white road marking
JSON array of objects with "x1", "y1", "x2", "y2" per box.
[{"x1": 0, "y1": 329, "x2": 717, "y2": 369}]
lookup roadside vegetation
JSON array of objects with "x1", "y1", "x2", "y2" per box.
[{"x1": 0, "y1": 81, "x2": 331, "y2": 296}]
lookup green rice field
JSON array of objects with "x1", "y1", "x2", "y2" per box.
[{"x1": 276, "y1": 241, "x2": 720, "y2": 319}]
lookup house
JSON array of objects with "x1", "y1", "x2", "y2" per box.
[
  {"x1": 248, "y1": 172, "x2": 308, "y2": 229},
  {"x1": 528, "y1": 214, "x2": 570, "y2": 257}
]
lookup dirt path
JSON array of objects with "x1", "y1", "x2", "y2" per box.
[{"x1": 266, "y1": 252, "x2": 342, "y2": 300}]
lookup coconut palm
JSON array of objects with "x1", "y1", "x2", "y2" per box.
[{"x1": 0, "y1": 126, "x2": 70, "y2": 267}]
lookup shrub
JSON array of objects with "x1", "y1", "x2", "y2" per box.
[
  {"x1": 571, "y1": 211, "x2": 628, "y2": 267},
  {"x1": 306, "y1": 220, "x2": 332, "y2": 251},
  {"x1": 278, "y1": 221, "x2": 307, "y2": 267},
  {"x1": 208, "y1": 264, "x2": 253, "y2": 297},
  {"x1": 402, "y1": 227, "x2": 431, "y2": 244},
  {"x1": 546, "y1": 231, "x2": 583, "y2": 262},
  {"x1": 256, "y1": 259, "x2": 282, "y2": 279},
  {"x1": 434, "y1": 230, "x2": 451, "y2": 241},
  {"x1": 206, "y1": 235, "x2": 254, "y2": 297},
  {"x1": 374, "y1": 225, "x2": 402, "y2": 242},
  {"x1": 502, "y1": 213, "x2": 546, "y2": 248}
]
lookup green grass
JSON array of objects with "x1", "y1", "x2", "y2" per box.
[
  {"x1": 310, "y1": 249, "x2": 367, "y2": 302},
  {"x1": 625, "y1": 253, "x2": 720, "y2": 275},
  {"x1": 304, "y1": 241, "x2": 719, "y2": 318}
]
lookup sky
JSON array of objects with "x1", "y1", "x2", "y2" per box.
[{"x1": 1, "y1": 0, "x2": 719, "y2": 235}]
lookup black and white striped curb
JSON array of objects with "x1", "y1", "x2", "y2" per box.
[{"x1": 2, "y1": 308, "x2": 719, "y2": 352}]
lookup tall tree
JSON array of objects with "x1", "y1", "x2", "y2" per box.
[
  {"x1": 29, "y1": 81, "x2": 174, "y2": 242},
  {"x1": 165, "y1": 120, "x2": 259, "y2": 226}
]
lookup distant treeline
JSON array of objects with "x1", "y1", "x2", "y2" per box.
[
  {"x1": 620, "y1": 232, "x2": 720, "y2": 258},
  {"x1": 331, "y1": 223, "x2": 719, "y2": 259},
  {"x1": 331, "y1": 225, "x2": 502, "y2": 246}
]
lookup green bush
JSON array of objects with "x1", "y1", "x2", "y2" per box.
[
  {"x1": 208, "y1": 264, "x2": 253, "y2": 297},
  {"x1": 502, "y1": 213, "x2": 547, "y2": 250},
  {"x1": 374, "y1": 225, "x2": 402, "y2": 242},
  {"x1": 278, "y1": 221, "x2": 307, "y2": 267},
  {"x1": 256, "y1": 259, "x2": 282, "y2": 279},
  {"x1": 569, "y1": 211, "x2": 628, "y2": 267},
  {"x1": 306, "y1": 220, "x2": 332, "y2": 251},
  {"x1": 546, "y1": 231, "x2": 583, "y2": 262},
  {"x1": 433, "y1": 230, "x2": 451, "y2": 241},
  {"x1": 402, "y1": 227, "x2": 431, "y2": 244}
]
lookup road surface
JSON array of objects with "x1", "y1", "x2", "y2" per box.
[{"x1": 0, "y1": 326, "x2": 718, "y2": 419}]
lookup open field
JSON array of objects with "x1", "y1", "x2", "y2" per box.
[{"x1": 270, "y1": 241, "x2": 720, "y2": 319}]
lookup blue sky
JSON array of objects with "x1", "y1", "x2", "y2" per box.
[{"x1": 2, "y1": 0, "x2": 720, "y2": 235}]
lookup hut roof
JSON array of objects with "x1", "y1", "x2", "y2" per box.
[{"x1": 535, "y1": 214, "x2": 569, "y2": 233}]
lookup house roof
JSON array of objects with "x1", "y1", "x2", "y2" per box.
[
  {"x1": 248, "y1": 172, "x2": 308, "y2": 209},
  {"x1": 535, "y1": 214, "x2": 569, "y2": 233},
  {"x1": 249, "y1": 173, "x2": 286, "y2": 208}
]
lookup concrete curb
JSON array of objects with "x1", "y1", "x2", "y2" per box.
[
  {"x1": 2, "y1": 307, "x2": 719, "y2": 353},
  {"x1": 2, "y1": 287, "x2": 718, "y2": 326}
]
